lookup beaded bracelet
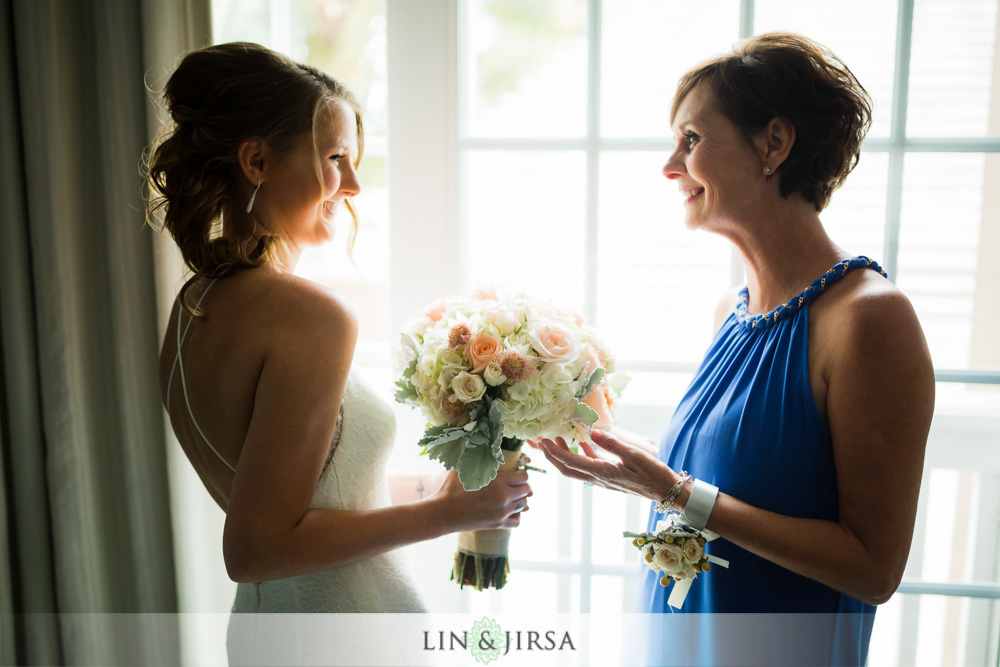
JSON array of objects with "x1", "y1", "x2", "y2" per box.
[{"x1": 653, "y1": 471, "x2": 691, "y2": 514}]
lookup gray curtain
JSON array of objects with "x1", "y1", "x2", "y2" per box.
[{"x1": 0, "y1": 0, "x2": 209, "y2": 664}]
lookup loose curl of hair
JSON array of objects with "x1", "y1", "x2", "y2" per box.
[
  {"x1": 671, "y1": 32, "x2": 872, "y2": 212},
  {"x1": 145, "y1": 42, "x2": 365, "y2": 315}
]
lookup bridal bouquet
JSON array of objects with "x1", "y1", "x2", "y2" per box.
[
  {"x1": 395, "y1": 287, "x2": 629, "y2": 589},
  {"x1": 624, "y1": 513, "x2": 730, "y2": 609}
]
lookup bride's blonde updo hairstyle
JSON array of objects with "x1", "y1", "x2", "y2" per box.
[{"x1": 147, "y1": 42, "x2": 364, "y2": 314}]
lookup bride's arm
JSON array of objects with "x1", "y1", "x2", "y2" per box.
[
  {"x1": 387, "y1": 470, "x2": 447, "y2": 505},
  {"x1": 222, "y1": 287, "x2": 530, "y2": 584}
]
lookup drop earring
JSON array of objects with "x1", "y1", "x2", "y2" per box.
[{"x1": 246, "y1": 179, "x2": 261, "y2": 213}]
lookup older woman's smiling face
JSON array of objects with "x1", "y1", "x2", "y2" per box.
[{"x1": 662, "y1": 84, "x2": 765, "y2": 232}]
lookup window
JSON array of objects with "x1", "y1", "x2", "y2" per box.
[{"x1": 180, "y1": 1, "x2": 1000, "y2": 664}]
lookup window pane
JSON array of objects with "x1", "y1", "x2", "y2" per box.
[
  {"x1": 464, "y1": 151, "x2": 587, "y2": 312},
  {"x1": 896, "y1": 153, "x2": 994, "y2": 369},
  {"x1": 908, "y1": 0, "x2": 1000, "y2": 137},
  {"x1": 591, "y1": 487, "x2": 632, "y2": 566},
  {"x1": 869, "y1": 594, "x2": 999, "y2": 667},
  {"x1": 917, "y1": 467, "x2": 1000, "y2": 584},
  {"x1": 511, "y1": 473, "x2": 582, "y2": 563},
  {"x1": 600, "y1": 0, "x2": 740, "y2": 139},
  {"x1": 212, "y1": 0, "x2": 272, "y2": 45},
  {"x1": 596, "y1": 151, "x2": 733, "y2": 364},
  {"x1": 754, "y1": 0, "x2": 898, "y2": 138},
  {"x1": 463, "y1": 0, "x2": 589, "y2": 138},
  {"x1": 821, "y1": 152, "x2": 889, "y2": 261}
]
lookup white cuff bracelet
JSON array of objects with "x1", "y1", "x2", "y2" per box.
[{"x1": 681, "y1": 479, "x2": 719, "y2": 530}]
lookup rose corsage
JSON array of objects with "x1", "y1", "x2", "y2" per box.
[{"x1": 624, "y1": 512, "x2": 730, "y2": 609}]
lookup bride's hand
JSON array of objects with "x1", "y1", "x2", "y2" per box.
[
  {"x1": 536, "y1": 430, "x2": 677, "y2": 500},
  {"x1": 434, "y1": 469, "x2": 532, "y2": 532}
]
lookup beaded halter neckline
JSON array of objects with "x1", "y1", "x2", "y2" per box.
[{"x1": 734, "y1": 256, "x2": 887, "y2": 331}]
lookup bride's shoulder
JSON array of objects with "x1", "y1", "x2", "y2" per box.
[{"x1": 236, "y1": 269, "x2": 358, "y2": 342}]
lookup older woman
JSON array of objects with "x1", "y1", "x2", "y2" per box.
[{"x1": 536, "y1": 33, "x2": 934, "y2": 665}]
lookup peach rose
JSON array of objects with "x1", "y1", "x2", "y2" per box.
[
  {"x1": 580, "y1": 344, "x2": 603, "y2": 374},
  {"x1": 529, "y1": 324, "x2": 580, "y2": 362},
  {"x1": 466, "y1": 334, "x2": 503, "y2": 372},
  {"x1": 421, "y1": 297, "x2": 451, "y2": 322},
  {"x1": 473, "y1": 285, "x2": 499, "y2": 300},
  {"x1": 583, "y1": 382, "x2": 613, "y2": 429}
]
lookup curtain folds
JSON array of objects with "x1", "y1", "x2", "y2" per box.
[{"x1": 0, "y1": 0, "x2": 209, "y2": 663}]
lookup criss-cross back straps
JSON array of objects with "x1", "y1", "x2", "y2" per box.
[{"x1": 165, "y1": 280, "x2": 237, "y2": 472}]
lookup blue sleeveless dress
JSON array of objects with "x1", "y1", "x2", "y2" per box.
[{"x1": 633, "y1": 257, "x2": 885, "y2": 667}]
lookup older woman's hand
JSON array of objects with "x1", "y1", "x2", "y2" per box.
[{"x1": 534, "y1": 430, "x2": 678, "y2": 501}]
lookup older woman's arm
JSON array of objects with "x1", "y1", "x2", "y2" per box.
[{"x1": 539, "y1": 289, "x2": 933, "y2": 606}]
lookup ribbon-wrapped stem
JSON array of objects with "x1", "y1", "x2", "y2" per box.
[{"x1": 451, "y1": 441, "x2": 522, "y2": 590}]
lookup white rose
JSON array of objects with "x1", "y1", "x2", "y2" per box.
[
  {"x1": 482, "y1": 302, "x2": 523, "y2": 336},
  {"x1": 483, "y1": 359, "x2": 507, "y2": 386},
  {"x1": 403, "y1": 315, "x2": 434, "y2": 338},
  {"x1": 529, "y1": 323, "x2": 581, "y2": 363},
  {"x1": 652, "y1": 544, "x2": 684, "y2": 575},
  {"x1": 451, "y1": 371, "x2": 487, "y2": 403},
  {"x1": 681, "y1": 538, "x2": 703, "y2": 564}
]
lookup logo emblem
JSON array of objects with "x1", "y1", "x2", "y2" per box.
[{"x1": 469, "y1": 616, "x2": 507, "y2": 664}]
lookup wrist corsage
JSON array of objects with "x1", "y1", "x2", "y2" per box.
[{"x1": 624, "y1": 512, "x2": 730, "y2": 609}]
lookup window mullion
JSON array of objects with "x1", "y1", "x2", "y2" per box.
[
  {"x1": 580, "y1": 0, "x2": 602, "y2": 618},
  {"x1": 883, "y1": 0, "x2": 915, "y2": 283},
  {"x1": 731, "y1": 0, "x2": 754, "y2": 286},
  {"x1": 385, "y1": 0, "x2": 460, "y2": 337},
  {"x1": 739, "y1": 0, "x2": 754, "y2": 39}
]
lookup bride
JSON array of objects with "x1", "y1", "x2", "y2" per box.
[{"x1": 148, "y1": 42, "x2": 531, "y2": 661}]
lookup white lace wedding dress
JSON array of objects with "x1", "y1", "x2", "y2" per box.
[{"x1": 225, "y1": 370, "x2": 428, "y2": 665}]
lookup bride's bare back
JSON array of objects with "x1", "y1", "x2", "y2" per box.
[{"x1": 159, "y1": 267, "x2": 349, "y2": 513}]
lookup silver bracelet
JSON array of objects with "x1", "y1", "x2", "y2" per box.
[
  {"x1": 681, "y1": 478, "x2": 719, "y2": 530},
  {"x1": 653, "y1": 471, "x2": 690, "y2": 514}
]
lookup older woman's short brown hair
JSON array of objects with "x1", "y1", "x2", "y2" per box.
[{"x1": 671, "y1": 32, "x2": 872, "y2": 211}]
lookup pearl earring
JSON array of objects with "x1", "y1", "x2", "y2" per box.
[
  {"x1": 246, "y1": 179, "x2": 261, "y2": 213},
  {"x1": 763, "y1": 166, "x2": 772, "y2": 175}
]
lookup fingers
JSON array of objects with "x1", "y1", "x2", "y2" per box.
[
  {"x1": 539, "y1": 438, "x2": 608, "y2": 477},
  {"x1": 578, "y1": 439, "x2": 599, "y2": 459},
  {"x1": 537, "y1": 440, "x2": 600, "y2": 483},
  {"x1": 495, "y1": 469, "x2": 530, "y2": 486},
  {"x1": 590, "y1": 430, "x2": 636, "y2": 464}
]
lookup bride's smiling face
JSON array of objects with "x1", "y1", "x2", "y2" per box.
[
  {"x1": 661, "y1": 84, "x2": 764, "y2": 232},
  {"x1": 263, "y1": 99, "x2": 361, "y2": 248}
]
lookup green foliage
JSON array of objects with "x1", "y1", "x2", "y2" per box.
[
  {"x1": 569, "y1": 399, "x2": 598, "y2": 428},
  {"x1": 418, "y1": 396, "x2": 508, "y2": 491},
  {"x1": 574, "y1": 363, "x2": 605, "y2": 399}
]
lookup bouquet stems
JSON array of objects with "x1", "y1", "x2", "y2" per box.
[{"x1": 451, "y1": 442, "x2": 522, "y2": 590}]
